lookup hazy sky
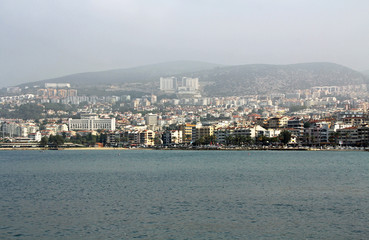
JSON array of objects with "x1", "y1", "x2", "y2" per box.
[{"x1": 1, "y1": 0, "x2": 369, "y2": 87}]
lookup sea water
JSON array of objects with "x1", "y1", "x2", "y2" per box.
[{"x1": 1, "y1": 150, "x2": 369, "y2": 239}]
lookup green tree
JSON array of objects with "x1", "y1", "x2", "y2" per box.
[
  {"x1": 98, "y1": 133, "x2": 107, "y2": 146},
  {"x1": 225, "y1": 135, "x2": 235, "y2": 145},
  {"x1": 303, "y1": 122, "x2": 311, "y2": 128},
  {"x1": 279, "y1": 130, "x2": 292, "y2": 145},
  {"x1": 48, "y1": 134, "x2": 64, "y2": 147},
  {"x1": 204, "y1": 135, "x2": 216, "y2": 145},
  {"x1": 40, "y1": 136, "x2": 48, "y2": 147}
]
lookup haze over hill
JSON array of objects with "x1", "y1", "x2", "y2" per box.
[
  {"x1": 195, "y1": 62, "x2": 369, "y2": 96},
  {"x1": 21, "y1": 61, "x2": 369, "y2": 96},
  {"x1": 22, "y1": 61, "x2": 221, "y2": 88}
]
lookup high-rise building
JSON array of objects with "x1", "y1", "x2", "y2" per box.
[
  {"x1": 182, "y1": 77, "x2": 199, "y2": 91},
  {"x1": 160, "y1": 77, "x2": 177, "y2": 92}
]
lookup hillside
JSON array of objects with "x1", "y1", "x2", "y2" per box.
[
  {"x1": 193, "y1": 62, "x2": 369, "y2": 96},
  {"x1": 22, "y1": 61, "x2": 222, "y2": 88},
  {"x1": 20, "y1": 61, "x2": 369, "y2": 96}
]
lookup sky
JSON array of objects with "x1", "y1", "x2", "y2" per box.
[{"x1": 1, "y1": 0, "x2": 369, "y2": 87}]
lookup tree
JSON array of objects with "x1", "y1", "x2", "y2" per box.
[
  {"x1": 279, "y1": 130, "x2": 292, "y2": 145},
  {"x1": 40, "y1": 136, "x2": 48, "y2": 147},
  {"x1": 329, "y1": 131, "x2": 340, "y2": 146},
  {"x1": 154, "y1": 136, "x2": 163, "y2": 146},
  {"x1": 303, "y1": 122, "x2": 311, "y2": 128},
  {"x1": 193, "y1": 135, "x2": 216, "y2": 146},
  {"x1": 48, "y1": 134, "x2": 64, "y2": 147},
  {"x1": 99, "y1": 133, "x2": 107, "y2": 146},
  {"x1": 225, "y1": 135, "x2": 234, "y2": 145}
]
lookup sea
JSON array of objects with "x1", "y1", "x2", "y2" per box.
[{"x1": 1, "y1": 150, "x2": 369, "y2": 239}]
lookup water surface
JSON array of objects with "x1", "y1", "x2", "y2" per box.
[{"x1": 1, "y1": 150, "x2": 368, "y2": 239}]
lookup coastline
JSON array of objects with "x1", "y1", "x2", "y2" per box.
[{"x1": 0, "y1": 147, "x2": 367, "y2": 151}]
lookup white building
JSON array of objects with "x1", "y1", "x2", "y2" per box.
[
  {"x1": 28, "y1": 131, "x2": 42, "y2": 142},
  {"x1": 182, "y1": 77, "x2": 199, "y2": 91},
  {"x1": 145, "y1": 113, "x2": 158, "y2": 126},
  {"x1": 160, "y1": 77, "x2": 177, "y2": 92},
  {"x1": 45, "y1": 83, "x2": 71, "y2": 88},
  {"x1": 68, "y1": 114, "x2": 115, "y2": 131}
]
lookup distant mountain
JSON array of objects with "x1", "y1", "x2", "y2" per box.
[
  {"x1": 21, "y1": 61, "x2": 368, "y2": 96},
  {"x1": 192, "y1": 62, "x2": 369, "y2": 96},
  {"x1": 23, "y1": 61, "x2": 222, "y2": 88},
  {"x1": 363, "y1": 70, "x2": 369, "y2": 76}
]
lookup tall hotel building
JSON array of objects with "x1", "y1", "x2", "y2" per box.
[{"x1": 68, "y1": 114, "x2": 116, "y2": 131}]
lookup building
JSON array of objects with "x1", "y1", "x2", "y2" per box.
[
  {"x1": 68, "y1": 89, "x2": 78, "y2": 97},
  {"x1": 160, "y1": 77, "x2": 177, "y2": 92},
  {"x1": 1, "y1": 122, "x2": 39, "y2": 138},
  {"x1": 335, "y1": 126, "x2": 369, "y2": 146},
  {"x1": 126, "y1": 131, "x2": 140, "y2": 145},
  {"x1": 68, "y1": 114, "x2": 115, "y2": 131},
  {"x1": 304, "y1": 123, "x2": 330, "y2": 146},
  {"x1": 150, "y1": 94, "x2": 157, "y2": 104},
  {"x1": 47, "y1": 88, "x2": 57, "y2": 97},
  {"x1": 342, "y1": 117, "x2": 368, "y2": 126},
  {"x1": 146, "y1": 113, "x2": 158, "y2": 129},
  {"x1": 28, "y1": 132, "x2": 42, "y2": 142},
  {"x1": 106, "y1": 131, "x2": 121, "y2": 146},
  {"x1": 337, "y1": 127, "x2": 359, "y2": 146},
  {"x1": 162, "y1": 130, "x2": 183, "y2": 146},
  {"x1": 267, "y1": 116, "x2": 289, "y2": 128},
  {"x1": 215, "y1": 128, "x2": 234, "y2": 144},
  {"x1": 45, "y1": 83, "x2": 71, "y2": 88},
  {"x1": 181, "y1": 77, "x2": 199, "y2": 91},
  {"x1": 179, "y1": 123, "x2": 196, "y2": 143},
  {"x1": 139, "y1": 130, "x2": 155, "y2": 146},
  {"x1": 193, "y1": 126, "x2": 214, "y2": 142},
  {"x1": 287, "y1": 118, "x2": 304, "y2": 139},
  {"x1": 234, "y1": 128, "x2": 255, "y2": 138},
  {"x1": 57, "y1": 89, "x2": 68, "y2": 98}
]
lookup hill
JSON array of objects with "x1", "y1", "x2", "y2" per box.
[
  {"x1": 20, "y1": 61, "x2": 368, "y2": 96},
  {"x1": 22, "y1": 61, "x2": 222, "y2": 88},
  {"x1": 192, "y1": 62, "x2": 369, "y2": 96}
]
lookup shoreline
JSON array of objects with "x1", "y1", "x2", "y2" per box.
[{"x1": 0, "y1": 147, "x2": 367, "y2": 152}]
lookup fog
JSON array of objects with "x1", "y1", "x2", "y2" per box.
[{"x1": 1, "y1": 0, "x2": 368, "y2": 87}]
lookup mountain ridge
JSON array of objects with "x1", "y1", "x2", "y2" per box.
[{"x1": 20, "y1": 60, "x2": 223, "y2": 88}]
